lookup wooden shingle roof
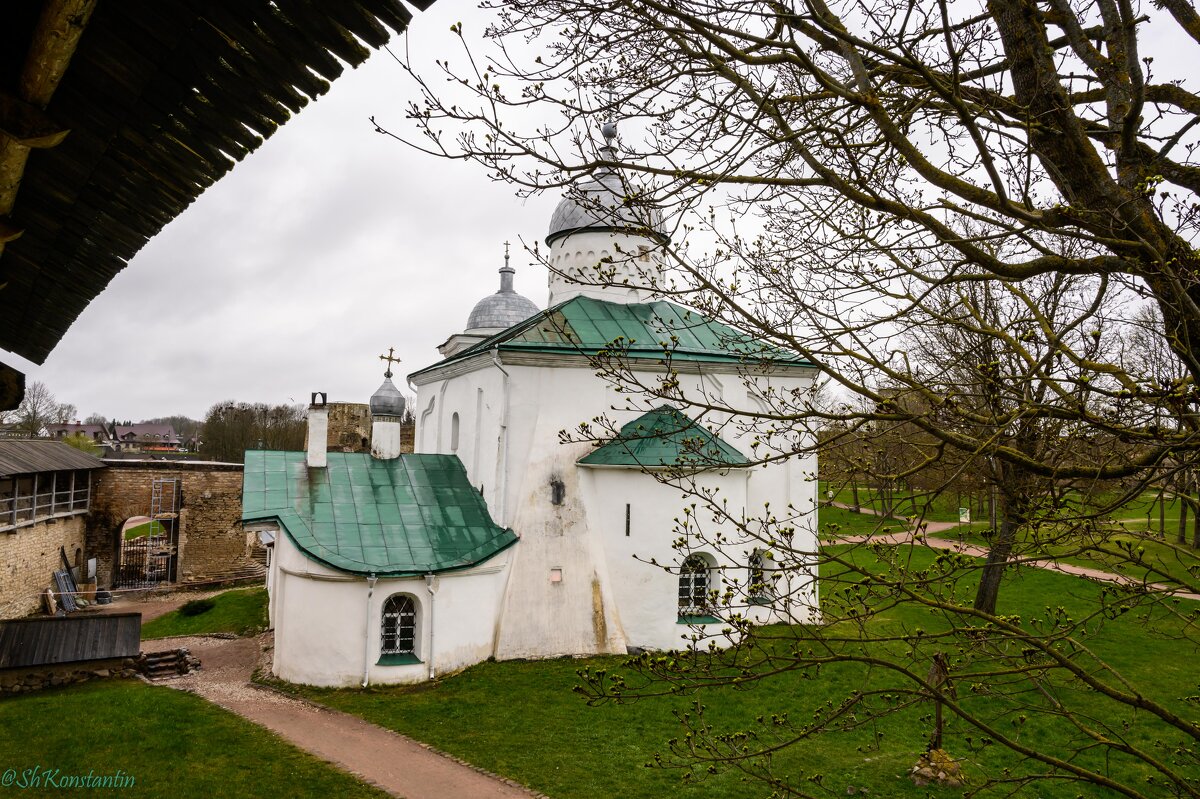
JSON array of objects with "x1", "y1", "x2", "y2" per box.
[{"x1": 0, "y1": 0, "x2": 434, "y2": 370}]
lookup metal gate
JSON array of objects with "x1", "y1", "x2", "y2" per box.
[{"x1": 116, "y1": 478, "x2": 180, "y2": 588}]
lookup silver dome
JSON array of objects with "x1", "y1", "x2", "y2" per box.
[
  {"x1": 369, "y1": 377, "x2": 407, "y2": 418},
  {"x1": 466, "y1": 264, "x2": 540, "y2": 332},
  {"x1": 545, "y1": 156, "x2": 668, "y2": 246}
]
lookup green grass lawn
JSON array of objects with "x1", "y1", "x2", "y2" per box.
[
  {"x1": 286, "y1": 538, "x2": 1199, "y2": 799},
  {"x1": 823, "y1": 483, "x2": 1200, "y2": 585},
  {"x1": 948, "y1": 522, "x2": 1200, "y2": 588},
  {"x1": 817, "y1": 503, "x2": 908, "y2": 535},
  {"x1": 820, "y1": 481, "x2": 976, "y2": 523},
  {"x1": 141, "y1": 587, "x2": 267, "y2": 639},
  {"x1": 123, "y1": 520, "x2": 166, "y2": 540},
  {"x1": 0, "y1": 680, "x2": 387, "y2": 799}
]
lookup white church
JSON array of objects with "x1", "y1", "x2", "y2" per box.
[{"x1": 242, "y1": 134, "x2": 821, "y2": 687}]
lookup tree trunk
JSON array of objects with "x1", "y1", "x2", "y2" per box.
[
  {"x1": 1193, "y1": 499, "x2": 1200, "y2": 550},
  {"x1": 1159, "y1": 487, "x2": 1167, "y2": 536},
  {"x1": 851, "y1": 479, "x2": 860, "y2": 513},
  {"x1": 1179, "y1": 492, "x2": 1189, "y2": 545},
  {"x1": 974, "y1": 506, "x2": 1018, "y2": 614}
]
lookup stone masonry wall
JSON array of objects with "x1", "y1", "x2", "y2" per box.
[
  {"x1": 87, "y1": 461, "x2": 244, "y2": 589},
  {"x1": 302, "y1": 402, "x2": 414, "y2": 453},
  {"x1": 0, "y1": 514, "x2": 87, "y2": 617},
  {"x1": 307, "y1": 402, "x2": 370, "y2": 453}
]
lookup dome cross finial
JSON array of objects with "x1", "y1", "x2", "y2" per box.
[
  {"x1": 500, "y1": 241, "x2": 515, "y2": 292},
  {"x1": 378, "y1": 347, "x2": 401, "y2": 379}
]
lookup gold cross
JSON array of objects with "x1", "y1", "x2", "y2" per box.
[
  {"x1": 503, "y1": 240, "x2": 511, "y2": 266},
  {"x1": 379, "y1": 347, "x2": 401, "y2": 378}
]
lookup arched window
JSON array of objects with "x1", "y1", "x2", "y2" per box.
[
  {"x1": 678, "y1": 555, "x2": 711, "y2": 617},
  {"x1": 450, "y1": 412, "x2": 460, "y2": 452},
  {"x1": 381, "y1": 595, "x2": 417, "y2": 659},
  {"x1": 748, "y1": 550, "x2": 770, "y2": 603}
]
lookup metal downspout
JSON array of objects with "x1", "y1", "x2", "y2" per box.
[
  {"x1": 362, "y1": 574, "x2": 377, "y2": 688},
  {"x1": 492, "y1": 349, "x2": 510, "y2": 525},
  {"x1": 425, "y1": 573, "x2": 437, "y2": 680}
]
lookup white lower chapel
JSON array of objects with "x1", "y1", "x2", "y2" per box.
[{"x1": 243, "y1": 150, "x2": 821, "y2": 687}]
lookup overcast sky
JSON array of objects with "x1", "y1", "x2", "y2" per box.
[{"x1": 3, "y1": 2, "x2": 553, "y2": 422}]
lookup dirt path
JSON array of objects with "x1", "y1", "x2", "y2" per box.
[
  {"x1": 98, "y1": 590, "x2": 541, "y2": 798},
  {"x1": 152, "y1": 632, "x2": 540, "y2": 799},
  {"x1": 827, "y1": 502, "x2": 1200, "y2": 601},
  {"x1": 86, "y1": 586, "x2": 232, "y2": 622}
]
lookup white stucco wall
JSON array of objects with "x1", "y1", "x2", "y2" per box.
[
  {"x1": 547, "y1": 229, "x2": 665, "y2": 306},
  {"x1": 269, "y1": 532, "x2": 512, "y2": 687},
  {"x1": 412, "y1": 350, "x2": 820, "y2": 658}
]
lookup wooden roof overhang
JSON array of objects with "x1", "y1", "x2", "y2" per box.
[{"x1": 0, "y1": 0, "x2": 435, "y2": 410}]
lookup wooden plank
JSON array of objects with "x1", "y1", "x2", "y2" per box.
[
  {"x1": 256, "y1": 4, "x2": 345, "y2": 82},
  {"x1": 19, "y1": 0, "x2": 100, "y2": 107},
  {"x1": 367, "y1": 0, "x2": 414, "y2": 36},
  {"x1": 0, "y1": 614, "x2": 142, "y2": 668},
  {"x1": 195, "y1": 12, "x2": 320, "y2": 110},
  {"x1": 324, "y1": 2, "x2": 392, "y2": 49},
  {"x1": 275, "y1": 0, "x2": 372, "y2": 66}
]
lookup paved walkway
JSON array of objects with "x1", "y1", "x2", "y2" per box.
[{"x1": 827, "y1": 502, "x2": 1200, "y2": 601}]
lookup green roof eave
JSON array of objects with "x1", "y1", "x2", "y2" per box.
[
  {"x1": 409, "y1": 296, "x2": 811, "y2": 381},
  {"x1": 240, "y1": 451, "x2": 518, "y2": 577},
  {"x1": 577, "y1": 406, "x2": 750, "y2": 469},
  {"x1": 243, "y1": 508, "x2": 518, "y2": 577}
]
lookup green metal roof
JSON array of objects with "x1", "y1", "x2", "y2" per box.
[
  {"x1": 578, "y1": 406, "x2": 749, "y2": 469},
  {"x1": 241, "y1": 451, "x2": 517, "y2": 577},
  {"x1": 411, "y1": 296, "x2": 810, "y2": 377}
]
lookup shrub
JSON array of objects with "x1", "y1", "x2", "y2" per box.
[{"x1": 179, "y1": 598, "x2": 216, "y2": 617}]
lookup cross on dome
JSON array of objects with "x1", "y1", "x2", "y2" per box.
[{"x1": 378, "y1": 347, "x2": 401, "y2": 379}]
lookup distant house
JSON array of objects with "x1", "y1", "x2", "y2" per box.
[
  {"x1": 0, "y1": 425, "x2": 23, "y2": 440},
  {"x1": 113, "y1": 424, "x2": 180, "y2": 453},
  {"x1": 46, "y1": 423, "x2": 116, "y2": 453}
]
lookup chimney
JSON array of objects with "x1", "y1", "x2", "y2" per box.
[{"x1": 306, "y1": 392, "x2": 328, "y2": 468}]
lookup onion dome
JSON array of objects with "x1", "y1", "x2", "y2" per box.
[
  {"x1": 465, "y1": 250, "x2": 540, "y2": 333},
  {"x1": 545, "y1": 137, "x2": 668, "y2": 246},
  {"x1": 370, "y1": 376, "x2": 406, "y2": 418}
]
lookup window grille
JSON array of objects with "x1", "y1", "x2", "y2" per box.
[
  {"x1": 678, "y1": 555, "x2": 710, "y2": 617},
  {"x1": 748, "y1": 550, "x2": 770, "y2": 601},
  {"x1": 381, "y1": 595, "x2": 417, "y2": 655}
]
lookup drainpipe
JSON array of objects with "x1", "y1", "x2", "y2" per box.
[
  {"x1": 425, "y1": 573, "x2": 437, "y2": 680},
  {"x1": 362, "y1": 573, "x2": 378, "y2": 688},
  {"x1": 491, "y1": 350, "x2": 510, "y2": 525}
]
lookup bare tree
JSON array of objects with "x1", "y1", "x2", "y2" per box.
[
  {"x1": 13, "y1": 380, "x2": 62, "y2": 437},
  {"x1": 386, "y1": 1, "x2": 1200, "y2": 794},
  {"x1": 201, "y1": 401, "x2": 305, "y2": 463}
]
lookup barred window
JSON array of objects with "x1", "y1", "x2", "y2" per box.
[
  {"x1": 748, "y1": 550, "x2": 771, "y2": 602},
  {"x1": 381, "y1": 594, "x2": 417, "y2": 656},
  {"x1": 678, "y1": 555, "x2": 711, "y2": 617}
]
